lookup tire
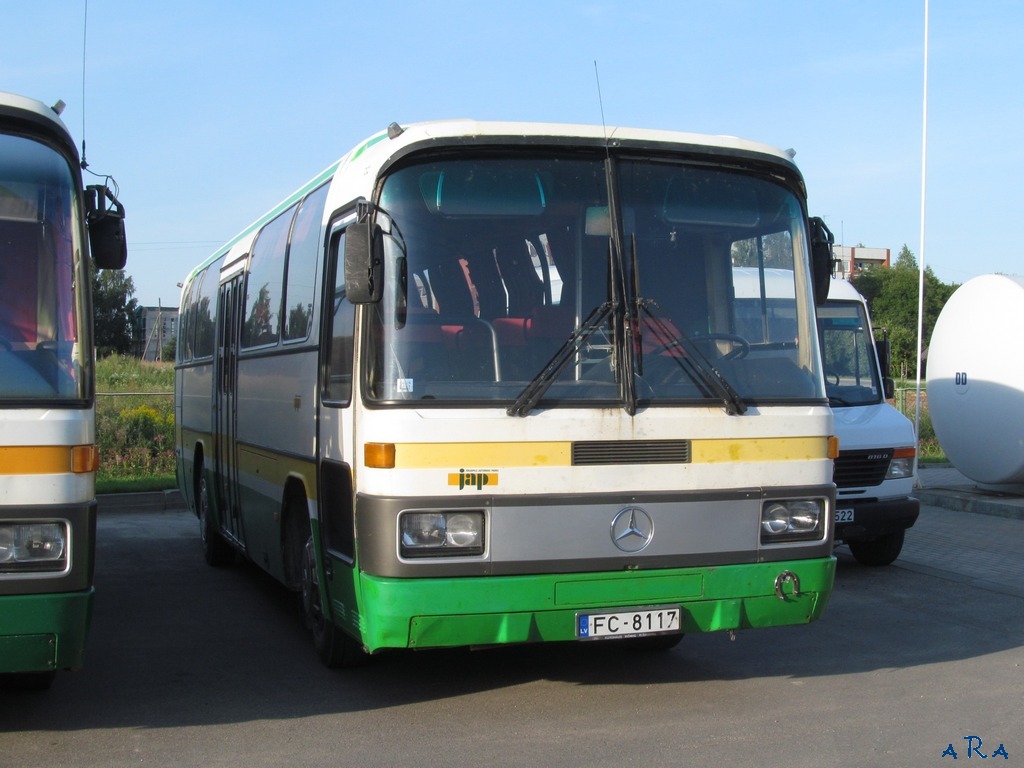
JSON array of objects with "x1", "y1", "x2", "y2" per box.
[
  {"x1": 848, "y1": 529, "x2": 905, "y2": 567},
  {"x1": 300, "y1": 529, "x2": 367, "y2": 669},
  {"x1": 3, "y1": 671, "x2": 55, "y2": 691},
  {"x1": 198, "y1": 466, "x2": 234, "y2": 567}
]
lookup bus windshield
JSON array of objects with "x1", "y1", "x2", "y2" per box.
[
  {"x1": 0, "y1": 133, "x2": 89, "y2": 402},
  {"x1": 366, "y1": 153, "x2": 823, "y2": 409}
]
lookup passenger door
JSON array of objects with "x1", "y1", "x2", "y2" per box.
[{"x1": 214, "y1": 276, "x2": 245, "y2": 546}]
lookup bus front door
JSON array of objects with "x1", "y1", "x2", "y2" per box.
[{"x1": 214, "y1": 278, "x2": 244, "y2": 546}]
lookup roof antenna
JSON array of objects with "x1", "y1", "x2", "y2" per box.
[
  {"x1": 80, "y1": 0, "x2": 89, "y2": 169},
  {"x1": 594, "y1": 60, "x2": 608, "y2": 145}
]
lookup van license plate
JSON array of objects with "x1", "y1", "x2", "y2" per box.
[
  {"x1": 835, "y1": 508, "x2": 855, "y2": 523},
  {"x1": 576, "y1": 606, "x2": 681, "y2": 640}
]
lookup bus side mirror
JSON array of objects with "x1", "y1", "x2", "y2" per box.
[
  {"x1": 808, "y1": 216, "x2": 833, "y2": 306},
  {"x1": 344, "y1": 219, "x2": 384, "y2": 304},
  {"x1": 86, "y1": 184, "x2": 128, "y2": 270}
]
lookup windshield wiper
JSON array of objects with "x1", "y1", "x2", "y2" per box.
[
  {"x1": 507, "y1": 302, "x2": 614, "y2": 417},
  {"x1": 638, "y1": 302, "x2": 748, "y2": 416}
]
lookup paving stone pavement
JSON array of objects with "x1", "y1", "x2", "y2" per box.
[{"x1": 859, "y1": 463, "x2": 1024, "y2": 597}]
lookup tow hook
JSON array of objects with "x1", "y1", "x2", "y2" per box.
[{"x1": 774, "y1": 570, "x2": 800, "y2": 601}]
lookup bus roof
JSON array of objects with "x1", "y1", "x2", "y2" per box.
[
  {"x1": 0, "y1": 91, "x2": 77, "y2": 158},
  {"x1": 184, "y1": 120, "x2": 803, "y2": 287}
]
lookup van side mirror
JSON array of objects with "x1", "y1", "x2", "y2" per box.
[
  {"x1": 808, "y1": 216, "x2": 833, "y2": 306},
  {"x1": 875, "y1": 338, "x2": 894, "y2": 398},
  {"x1": 343, "y1": 219, "x2": 384, "y2": 304},
  {"x1": 86, "y1": 184, "x2": 128, "y2": 270},
  {"x1": 875, "y1": 338, "x2": 891, "y2": 375}
]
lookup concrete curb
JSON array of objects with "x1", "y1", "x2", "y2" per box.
[{"x1": 914, "y1": 487, "x2": 1024, "y2": 521}]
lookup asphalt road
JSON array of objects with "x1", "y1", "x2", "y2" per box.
[{"x1": 0, "y1": 503, "x2": 1020, "y2": 768}]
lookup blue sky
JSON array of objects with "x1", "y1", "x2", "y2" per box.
[{"x1": 3, "y1": 1, "x2": 1021, "y2": 307}]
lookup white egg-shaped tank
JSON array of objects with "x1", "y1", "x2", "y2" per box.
[{"x1": 927, "y1": 273, "x2": 1024, "y2": 487}]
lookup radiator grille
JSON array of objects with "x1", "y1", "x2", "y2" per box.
[
  {"x1": 572, "y1": 440, "x2": 691, "y2": 466},
  {"x1": 833, "y1": 449, "x2": 893, "y2": 488}
]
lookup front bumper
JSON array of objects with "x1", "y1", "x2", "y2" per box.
[
  {"x1": 834, "y1": 496, "x2": 920, "y2": 543},
  {"x1": 0, "y1": 589, "x2": 94, "y2": 673},
  {"x1": 346, "y1": 557, "x2": 837, "y2": 653}
]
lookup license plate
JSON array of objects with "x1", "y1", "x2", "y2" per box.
[
  {"x1": 835, "y1": 508, "x2": 855, "y2": 523},
  {"x1": 576, "y1": 606, "x2": 682, "y2": 640}
]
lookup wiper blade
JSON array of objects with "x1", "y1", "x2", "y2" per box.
[
  {"x1": 639, "y1": 304, "x2": 747, "y2": 415},
  {"x1": 507, "y1": 302, "x2": 613, "y2": 417}
]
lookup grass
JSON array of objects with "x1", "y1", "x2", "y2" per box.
[
  {"x1": 95, "y1": 355, "x2": 177, "y2": 494},
  {"x1": 891, "y1": 383, "x2": 946, "y2": 463}
]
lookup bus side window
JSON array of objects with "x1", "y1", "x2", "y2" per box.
[
  {"x1": 192, "y1": 263, "x2": 221, "y2": 359},
  {"x1": 242, "y1": 204, "x2": 296, "y2": 348},
  {"x1": 283, "y1": 183, "x2": 329, "y2": 342},
  {"x1": 324, "y1": 229, "x2": 355, "y2": 404},
  {"x1": 177, "y1": 276, "x2": 197, "y2": 363}
]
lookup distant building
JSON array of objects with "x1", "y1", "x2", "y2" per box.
[
  {"x1": 832, "y1": 246, "x2": 890, "y2": 279},
  {"x1": 136, "y1": 305, "x2": 178, "y2": 362}
]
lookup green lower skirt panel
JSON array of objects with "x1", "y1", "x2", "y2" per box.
[
  {"x1": 344, "y1": 558, "x2": 835, "y2": 653},
  {"x1": 0, "y1": 589, "x2": 94, "y2": 673}
]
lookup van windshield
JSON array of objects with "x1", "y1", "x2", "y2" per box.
[
  {"x1": 817, "y1": 301, "x2": 883, "y2": 406},
  {"x1": 364, "y1": 152, "x2": 824, "y2": 410}
]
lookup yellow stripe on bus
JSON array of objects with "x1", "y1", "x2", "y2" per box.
[
  {"x1": 392, "y1": 437, "x2": 829, "y2": 469},
  {"x1": 396, "y1": 442, "x2": 572, "y2": 469},
  {"x1": 0, "y1": 446, "x2": 76, "y2": 474},
  {"x1": 691, "y1": 437, "x2": 830, "y2": 463}
]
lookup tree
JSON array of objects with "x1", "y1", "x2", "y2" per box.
[
  {"x1": 93, "y1": 266, "x2": 139, "y2": 357},
  {"x1": 852, "y1": 244, "x2": 957, "y2": 380}
]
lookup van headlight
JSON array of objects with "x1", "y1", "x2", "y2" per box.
[
  {"x1": 760, "y1": 500, "x2": 824, "y2": 543},
  {"x1": 400, "y1": 511, "x2": 485, "y2": 557},
  {"x1": 0, "y1": 522, "x2": 69, "y2": 573},
  {"x1": 886, "y1": 447, "x2": 916, "y2": 480}
]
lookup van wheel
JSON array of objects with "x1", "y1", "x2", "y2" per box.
[
  {"x1": 300, "y1": 530, "x2": 367, "y2": 668},
  {"x1": 198, "y1": 466, "x2": 234, "y2": 567},
  {"x1": 849, "y1": 529, "x2": 905, "y2": 567}
]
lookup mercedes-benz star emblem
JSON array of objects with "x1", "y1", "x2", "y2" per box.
[{"x1": 610, "y1": 506, "x2": 654, "y2": 553}]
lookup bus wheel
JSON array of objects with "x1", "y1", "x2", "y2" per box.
[
  {"x1": 301, "y1": 533, "x2": 367, "y2": 668},
  {"x1": 3, "y1": 671, "x2": 55, "y2": 691},
  {"x1": 198, "y1": 467, "x2": 234, "y2": 567},
  {"x1": 848, "y1": 530, "x2": 905, "y2": 567}
]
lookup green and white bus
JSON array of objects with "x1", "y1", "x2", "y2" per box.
[
  {"x1": 0, "y1": 92, "x2": 126, "y2": 687},
  {"x1": 175, "y1": 120, "x2": 838, "y2": 667}
]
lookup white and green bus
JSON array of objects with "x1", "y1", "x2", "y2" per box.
[
  {"x1": 175, "y1": 120, "x2": 838, "y2": 666},
  {"x1": 1, "y1": 92, "x2": 126, "y2": 687}
]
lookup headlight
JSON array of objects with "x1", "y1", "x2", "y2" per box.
[
  {"x1": 400, "y1": 510, "x2": 485, "y2": 557},
  {"x1": 760, "y1": 500, "x2": 824, "y2": 543},
  {"x1": 0, "y1": 522, "x2": 68, "y2": 573},
  {"x1": 886, "y1": 447, "x2": 916, "y2": 480}
]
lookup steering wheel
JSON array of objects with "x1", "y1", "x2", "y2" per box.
[
  {"x1": 825, "y1": 370, "x2": 841, "y2": 386},
  {"x1": 693, "y1": 332, "x2": 750, "y2": 361}
]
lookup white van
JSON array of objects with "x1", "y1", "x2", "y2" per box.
[{"x1": 735, "y1": 270, "x2": 919, "y2": 565}]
